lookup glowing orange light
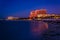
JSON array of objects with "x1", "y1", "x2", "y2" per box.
[
  {"x1": 29, "y1": 9, "x2": 47, "y2": 19},
  {"x1": 7, "y1": 16, "x2": 14, "y2": 20},
  {"x1": 7, "y1": 16, "x2": 19, "y2": 20}
]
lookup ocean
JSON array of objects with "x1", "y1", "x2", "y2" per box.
[{"x1": 0, "y1": 20, "x2": 60, "y2": 40}]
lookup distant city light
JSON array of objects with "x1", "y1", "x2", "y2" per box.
[
  {"x1": 29, "y1": 9, "x2": 60, "y2": 20},
  {"x1": 6, "y1": 9, "x2": 60, "y2": 20},
  {"x1": 7, "y1": 16, "x2": 19, "y2": 20},
  {"x1": 8, "y1": 16, "x2": 14, "y2": 20}
]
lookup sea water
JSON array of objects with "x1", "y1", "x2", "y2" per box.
[{"x1": 0, "y1": 20, "x2": 60, "y2": 40}]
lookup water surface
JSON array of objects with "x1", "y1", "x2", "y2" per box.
[{"x1": 0, "y1": 20, "x2": 60, "y2": 40}]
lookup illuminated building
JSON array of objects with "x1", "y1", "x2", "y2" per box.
[
  {"x1": 29, "y1": 9, "x2": 60, "y2": 20},
  {"x1": 29, "y1": 9, "x2": 47, "y2": 19},
  {"x1": 7, "y1": 16, "x2": 19, "y2": 20}
]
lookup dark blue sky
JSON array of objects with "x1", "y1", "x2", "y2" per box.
[{"x1": 0, "y1": 0, "x2": 60, "y2": 18}]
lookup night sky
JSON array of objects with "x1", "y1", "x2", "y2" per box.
[{"x1": 0, "y1": 0, "x2": 60, "y2": 18}]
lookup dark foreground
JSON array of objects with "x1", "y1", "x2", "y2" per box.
[{"x1": 0, "y1": 20, "x2": 60, "y2": 40}]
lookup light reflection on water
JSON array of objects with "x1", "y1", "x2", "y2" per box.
[
  {"x1": 30, "y1": 21, "x2": 48, "y2": 39},
  {"x1": 1, "y1": 20, "x2": 60, "y2": 40}
]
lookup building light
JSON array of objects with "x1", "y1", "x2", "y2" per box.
[
  {"x1": 7, "y1": 16, "x2": 14, "y2": 20},
  {"x1": 7, "y1": 16, "x2": 19, "y2": 20},
  {"x1": 37, "y1": 14, "x2": 42, "y2": 17},
  {"x1": 29, "y1": 9, "x2": 60, "y2": 20}
]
